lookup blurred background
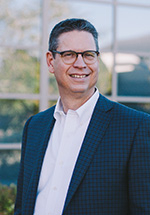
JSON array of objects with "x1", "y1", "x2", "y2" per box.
[{"x1": 0, "y1": 0, "x2": 150, "y2": 186}]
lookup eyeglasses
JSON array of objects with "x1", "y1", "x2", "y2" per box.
[{"x1": 51, "y1": 50, "x2": 99, "y2": 65}]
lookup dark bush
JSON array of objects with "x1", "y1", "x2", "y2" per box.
[{"x1": 0, "y1": 183, "x2": 16, "y2": 215}]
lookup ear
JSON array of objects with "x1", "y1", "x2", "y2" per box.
[{"x1": 46, "y1": 51, "x2": 55, "y2": 74}]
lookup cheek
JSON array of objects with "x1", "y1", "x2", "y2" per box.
[
  {"x1": 90, "y1": 67, "x2": 99, "y2": 85},
  {"x1": 53, "y1": 59, "x2": 71, "y2": 73},
  {"x1": 94, "y1": 72, "x2": 99, "y2": 84},
  {"x1": 90, "y1": 64, "x2": 99, "y2": 78},
  {"x1": 53, "y1": 63, "x2": 72, "y2": 82}
]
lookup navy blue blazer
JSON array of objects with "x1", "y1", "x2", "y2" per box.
[{"x1": 14, "y1": 94, "x2": 150, "y2": 215}]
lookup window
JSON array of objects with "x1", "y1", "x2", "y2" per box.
[{"x1": 0, "y1": 0, "x2": 150, "y2": 185}]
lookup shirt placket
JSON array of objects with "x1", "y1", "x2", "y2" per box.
[{"x1": 45, "y1": 111, "x2": 78, "y2": 215}]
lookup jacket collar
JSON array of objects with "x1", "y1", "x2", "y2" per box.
[{"x1": 63, "y1": 94, "x2": 114, "y2": 211}]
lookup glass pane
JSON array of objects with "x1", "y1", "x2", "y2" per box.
[
  {"x1": 0, "y1": 150, "x2": 20, "y2": 185},
  {"x1": 117, "y1": 6, "x2": 150, "y2": 52},
  {"x1": 47, "y1": 1, "x2": 113, "y2": 50},
  {"x1": 117, "y1": 0, "x2": 150, "y2": 5},
  {"x1": 0, "y1": 100, "x2": 39, "y2": 143},
  {"x1": 0, "y1": 0, "x2": 41, "y2": 46},
  {"x1": 116, "y1": 53, "x2": 150, "y2": 96},
  {"x1": 121, "y1": 103, "x2": 150, "y2": 115},
  {"x1": 97, "y1": 53, "x2": 113, "y2": 95},
  {"x1": 0, "y1": 48, "x2": 40, "y2": 93}
]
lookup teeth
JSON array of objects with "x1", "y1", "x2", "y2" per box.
[{"x1": 71, "y1": 74, "x2": 87, "y2": 78}]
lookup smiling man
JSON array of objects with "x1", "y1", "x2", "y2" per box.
[
  {"x1": 14, "y1": 18, "x2": 150, "y2": 215},
  {"x1": 47, "y1": 29, "x2": 99, "y2": 112}
]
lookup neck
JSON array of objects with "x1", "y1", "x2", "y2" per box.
[{"x1": 59, "y1": 89, "x2": 95, "y2": 114}]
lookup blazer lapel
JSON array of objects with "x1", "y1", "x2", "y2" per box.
[{"x1": 63, "y1": 94, "x2": 114, "y2": 211}]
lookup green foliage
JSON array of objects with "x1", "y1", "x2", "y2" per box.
[
  {"x1": 0, "y1": 49, "x2": 40, "y2": 94},
  {"x1": 0, "y1": 99, "x2": 39, "y2": 143},
  {"x1": 96, "y1": 58, "x2": 112, "y2": 95},
  {"x1": 0, "y1": 184, "x2": 16, "y2": 215}
]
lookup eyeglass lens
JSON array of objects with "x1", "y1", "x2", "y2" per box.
[{"x1": 62, "y1": 51, "x2": 97, "y2": 64}]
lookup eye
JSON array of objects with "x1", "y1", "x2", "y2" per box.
[
  {"x1": 84, "y1": 51, "x2": 95, "y2": 58},
  {"x1": 63, "y1": 52, "x2": 75, "y2": 58}
]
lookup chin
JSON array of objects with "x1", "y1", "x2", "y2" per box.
[{"x1": 70, "y1": 87, "x2": 93, "y2": 95}]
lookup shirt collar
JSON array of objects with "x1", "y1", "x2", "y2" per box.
[
  {"x1": 54, "y1": 88, "x2": 99, "y2": 123},
  {"x1": 76, "y1": 88, "x2": 99, "y2": 124},
  {"x1": 54, "y1": 97, "x2": 65, "y2": 120}
]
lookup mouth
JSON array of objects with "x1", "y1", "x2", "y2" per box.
[{"x1": 70, "y1": 74, "x2": 89, "y2": 78}]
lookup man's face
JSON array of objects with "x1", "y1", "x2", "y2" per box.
[{"x1": 47, "y1": 30, "x2": 99, "y2": 99}]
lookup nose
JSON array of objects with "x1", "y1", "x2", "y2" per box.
[{"x1": 73, "y1": 54, "x2": 87, "y2": 68}]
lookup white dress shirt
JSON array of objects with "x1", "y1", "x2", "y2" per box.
[{"x1": 34, "y1": 89, "x2": 99, "y2": 215}]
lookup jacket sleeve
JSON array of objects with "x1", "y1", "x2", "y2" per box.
[
  {"x1": 128, "y1": 115, "x2": 150, "y2": 215},
  {"x1": 14, "y1": 117, "x2": 32, "y2": 215}
]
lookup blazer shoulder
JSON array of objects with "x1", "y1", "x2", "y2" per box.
[
  {"x1": 34, "y1": 105, "x2": 55, "y2": 118},
  {"x1": 99, "y1": 94, "x2": 150, "y2": 122},
  {"x1": 26, "y1": 105, "x2": 56, "y2": 128},
  {"x1": 112, "y1": 99, "x2": 150, "y2": 122}
]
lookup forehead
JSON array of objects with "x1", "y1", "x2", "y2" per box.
[{"x1": 57, "y1": 30, "x2": 96, "y2": 51}]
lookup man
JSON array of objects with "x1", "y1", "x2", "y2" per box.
[{"x1": 14, "y1": 18, "x2": 150, "y2": 215}]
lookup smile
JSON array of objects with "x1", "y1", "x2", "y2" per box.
[{"x1": 70, "y1": 74, "x2": 88, "y2": 78}]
